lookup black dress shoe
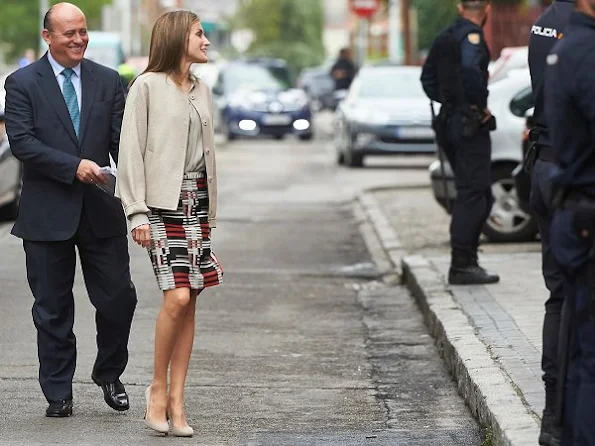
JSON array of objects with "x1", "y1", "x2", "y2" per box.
[
  {"x1": 92, "y1": 375, "x2": 130, "y2": 411},
  {"x1": 46, "y1": 399, "x2": 73, "y2": 417}
]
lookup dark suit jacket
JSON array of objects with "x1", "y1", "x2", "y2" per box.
[{"x1": 4, "y1": 53, "x2": 127, "y2": 241}]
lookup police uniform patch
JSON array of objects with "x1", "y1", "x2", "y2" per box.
[{"x1": 467, "y1": 33, "x2": 481, "y2": 45}]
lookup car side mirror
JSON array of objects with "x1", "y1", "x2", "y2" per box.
[{"x1": 212, "y1": 85, "x2": 223, "y2": 96}]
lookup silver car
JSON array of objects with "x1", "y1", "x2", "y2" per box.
[{"x1": 334, "y1": 64, "x2": 435, "y2": 168}]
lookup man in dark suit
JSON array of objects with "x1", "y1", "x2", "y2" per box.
[{"x1": 4, "y1": 2, "x2": 137, "y2": 417}]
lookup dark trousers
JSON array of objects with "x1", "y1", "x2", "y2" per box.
[
  {"x1": 530, "y1": 159, "x2": 566, "y2": 408},
  {"x1": 23, "y1": 206, "x2": 137, "y2": 402},
  {"x1": 550, "y1": 208, "x2": 595, "y2": 446},
  {"x1": 442, "y1": 114, "x2": 494, "y2": 252}
]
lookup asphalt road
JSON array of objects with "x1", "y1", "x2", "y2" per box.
[{"x1": 0, "y1": 113, "x2": 483, "y2": 445}]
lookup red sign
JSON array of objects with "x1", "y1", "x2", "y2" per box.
[{"x1": 350, "y1": 0, "x2": 379, "y2": 18}]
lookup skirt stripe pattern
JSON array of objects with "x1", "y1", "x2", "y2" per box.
[{"x1": 147, "y1": 173, "x2": 223, "y2": 291}]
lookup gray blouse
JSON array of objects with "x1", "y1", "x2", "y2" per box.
[{"x1": 184, "y1": 84, "x2": 205, "y2": 173}]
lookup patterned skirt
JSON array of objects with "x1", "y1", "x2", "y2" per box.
[{"x1": 147, "y1": 172, "x2": 223, "y2": 291}]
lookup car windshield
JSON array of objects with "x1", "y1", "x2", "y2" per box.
[
  {"x1": 355, "y1": 68, "x2": 424, "y2": 98},
  {"x1": 224, "y1": 64, "x2": 289, "y2": 92}
]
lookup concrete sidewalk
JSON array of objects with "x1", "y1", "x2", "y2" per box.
[{"x1": 360, "y1": 190, "x2": 546, "y2": 446}]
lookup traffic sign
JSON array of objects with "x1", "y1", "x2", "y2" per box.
[{"x1": 350, "y1": 0, "x2": 379, "y2": 18}]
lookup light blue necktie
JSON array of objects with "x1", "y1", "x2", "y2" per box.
[{"x1": 61, "y1": 68, "x2": 80, "y2": 138}]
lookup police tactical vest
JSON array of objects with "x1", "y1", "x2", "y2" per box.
[
  {"x1": 529, "y1": 0, "x2": 573, "y2": 147},
  {"x1": 421, "y1": 20, "x2": 485, "y2": 107}
]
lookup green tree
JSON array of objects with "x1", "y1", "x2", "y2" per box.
[
  {"x1": 412, "y1": 0, "x2": 530, "y2": 52},
  {"x1": 233, "y1": 0, "x2": 325, "y2": 78},
  {"x1": 0, "y1": 0, "x2": 110, "y2": 63},
  {"x1": 413, "y1": 0, "x2": 458, "y2": 51}
]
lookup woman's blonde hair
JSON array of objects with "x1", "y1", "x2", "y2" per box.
[{"x1": 142, "y1": 10, "x2": 199, "y2": 81}]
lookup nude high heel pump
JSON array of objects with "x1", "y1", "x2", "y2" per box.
[
  {"x1": 144, "y1": 387, "x2": 169, "y2": 434},
  {"x1": 171, "y1": 423, "x2": 194, "y2": 437},
  {"x1": 167, "y1": 408, "x2": 194, "y2": 437}
]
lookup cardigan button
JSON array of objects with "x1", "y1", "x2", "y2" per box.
[
  {"x1": 202, "y1": 120, "x2": 207, "y2": 126},
  {"x1": 190, "y1": 95, "x2": 195, "y2": 100},
  {"x1": 205, "y1": 148, "x2": 210, "y2": 154},
  {"x1": 208, "y1": 177, "x2": 213, "y2": 183}
]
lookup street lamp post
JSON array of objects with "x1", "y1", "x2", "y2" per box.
[
  {"x1": 39, "y1": 0, "x2": 50, "y2": 56},
  {"x1": 388, "y1": 0, "x2": 403, "y2": 64}
]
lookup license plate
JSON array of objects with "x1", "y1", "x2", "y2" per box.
[
  {"x1": 396, "y1": 126, "x2": 434, "y2": 139},
  {"x1": 262, "y1": 114, "x2": 291, "y2": 126}
]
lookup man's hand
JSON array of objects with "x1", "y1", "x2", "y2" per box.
[
  {"x1": 132, "y1": 224, "x2": 151, "y2": 248},
  {"x1": 76, "y1": 159, "x2": 107, "y2": 184}
]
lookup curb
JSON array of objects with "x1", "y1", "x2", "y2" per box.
[
  {"x1": 357, "y1": 192, "x2": 408, "y2": 277},
  {"x1": 358, "y1": 189, "x2": 540, "y2": 446}
]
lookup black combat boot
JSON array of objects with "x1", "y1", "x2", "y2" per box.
[
  {"x1": 448, "y1": 248, "x2": 500, "y2": 285},
  {"x1": 539, "y1": 410, "x2": 561, "y2": 445},
  {"x1": 539, "y1": 391, "x2": 561, "y2": 446}
]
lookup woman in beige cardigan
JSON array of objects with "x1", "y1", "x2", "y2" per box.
[{"x1": 116, "y1": 10, "x2": 222, "y2": 437}]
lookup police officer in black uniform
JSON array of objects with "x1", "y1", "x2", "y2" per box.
[
  {"x1": 527, "y1": 2, "x2": 573, "y2": 445},
  {"x1": 545, "y1": 0, "x2": 595, "y2": 444},
  {"x1": 421, "y1": 0, "x2": 499, "y2": 285}
]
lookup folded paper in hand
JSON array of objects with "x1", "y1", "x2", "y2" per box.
[{"x1": 96, "y1": 166, "x2": 117, "y2": 197}]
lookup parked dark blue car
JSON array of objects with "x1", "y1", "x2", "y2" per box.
[{"x1": 212, "y1": 60, "x2": 313, "y2": 141}]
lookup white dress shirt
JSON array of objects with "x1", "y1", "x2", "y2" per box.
[{"x1": 47, "y1": 51, "x2": 82, "y2": 111}]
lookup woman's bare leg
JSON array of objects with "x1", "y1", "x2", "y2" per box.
[
  {"x1": 147, "y1": 288, "x2": 192, "y2": 423},
  {"x1": 168, "y1": 289, "x2": 200, "y2": 427}
]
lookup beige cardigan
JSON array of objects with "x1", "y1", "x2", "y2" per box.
[{"x1": 115, "y1": 72, "x2": 218, "y2": 228}]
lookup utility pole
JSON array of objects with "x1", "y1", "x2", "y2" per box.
[
  {"x1": 357, "y1": 17, "x2": 370, "y2": 69},
  {"x1": 401, "y1": 0, "x2": 411, "y2": 64}
]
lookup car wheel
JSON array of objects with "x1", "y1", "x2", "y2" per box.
[
  {"x1": 344, "y1": 148, "x2": 364, "y2": 168},
  {"x1": 299, "y1": 133, "x2": 313, "y2": 141},
  {"x1": 274, "y1": 134, "x2": 285, "y2": 140},
  {"x1": 336, "y1": 150, "x2": 345, "y2": 165},
  {"x1": 482, "y1": 163, "x2": 538, "y2": 243},
  {"x1": 343, "y1": 132, "x2": 364, "y2": 167}
]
